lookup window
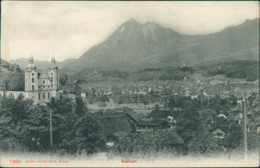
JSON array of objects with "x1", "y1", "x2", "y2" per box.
[
  {"x1": 18, "y1": 93, "x2": 24, "y2": 99},
  {"x1": 57, "y1": 84, "x2": 58, "y2": 88},
  {"x1": 51, "y1": 77, "x2": 53, "y2": 81},
  {"x1": 9, "y1": 93, "x2": 14, "y2": 98},
  {"x1": 38, "y1": 93, "x2": 40, "y2": 99},
  {"x1": 43, "y1": 93, "x2": 45, "y2": 99},
  {"x1": 32, "y1": 85, "x2": 34, "y2": 91},
  {"x1": 32, "y1": 73, "x2": 34, "y2": 76},
  {"x1": 217, "y1": 133, "x2": 223, "y2": 137},
  {"x1": 48, "y1": 93, "x2": 50, "y2": 98},
  {"x1": 32, "y1": 78, "x2": 34, "y2": 83},
  {"x1": 51, "y1": 73, "x2": 53, "y2": 76},
  {"x1": 43, "y1": 80, "x2": 45, "y2": 84}
]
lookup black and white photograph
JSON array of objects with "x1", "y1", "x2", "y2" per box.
[{"x1": 0, "y1": 1, "x2": 259, "y2": 167}]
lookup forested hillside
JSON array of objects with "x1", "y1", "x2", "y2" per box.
[
  {"x1": 0, "y1": 61, "x2": 24, "y2": 91},
  {"x1": 64, "y1": 60, "x2": 258, "y2": 84}
]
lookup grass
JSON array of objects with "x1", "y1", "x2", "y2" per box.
[
  {"x1": 88, "y1": 101, "x2": 155, "y2": 115},
  {"x1": 0, "y1": 150, "x2": 259, "y2": 167}
]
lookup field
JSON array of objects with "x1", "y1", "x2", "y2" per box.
[
  {"x1": 87, "y1": 99, "x2": 159, "y2": 114},
  {"x1": 1, "y1": 151, "x2": 259, "y2": 167}
]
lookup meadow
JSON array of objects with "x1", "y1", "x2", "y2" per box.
[{"x1": 1, "y1": 150, "x2": 259, "y2": 167}]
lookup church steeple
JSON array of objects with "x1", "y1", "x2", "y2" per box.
[
  {"x1": 29, "y1": 52, "x2": 33, "y2": 64},
  {"x1": 26, "y1": 52, "x2": 36, "y2": 71},
  {"x1": 49, "y1": 52, "x2": 58, "y2": 70},
  {"x1": 51, "y1": 53, "x2": 55, "y2": 64}
]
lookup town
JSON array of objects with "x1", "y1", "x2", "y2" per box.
[
  {"x1": 0, "y1": 1, "x2": 259, "y2": 166},
  {"x1": 0, "y1": 56, "x2": 259, "y2": 159}
]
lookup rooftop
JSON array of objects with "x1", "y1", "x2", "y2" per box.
[{"x1": 149, "y1": 110, "x2": 171, "y2": 118}]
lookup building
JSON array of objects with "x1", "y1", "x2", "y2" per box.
[
  {"x1": 125, "y1": 111, "x2": 175, "y2": 132},
  {"x1": 0, "y1": 55, "x2": 60, "y2": 104},
  {"x1": 211, "y1": 126, "x2": 228, "y2": 139},
  {"x1": 81, "y1": 91, "x2": 86, "y2": 99},
  {"x1": 148, "y1": 110, "x2": 176, "y2": 123},
  {"x1": 135, "y1": 118, "x2": 171, "y2": 131}
]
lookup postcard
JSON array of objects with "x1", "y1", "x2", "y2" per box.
[{"x1": 0, "y1": 1, "x2": 259, "y2": 167}]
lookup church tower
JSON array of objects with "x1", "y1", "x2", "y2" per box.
[
  {"x1": 25, "y1": 54, "x2": 38, "y2": 91},
  {"x1": 48, "y1": 54, "x2": 59, "y2": 98}
]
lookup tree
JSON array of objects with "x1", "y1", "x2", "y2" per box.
[
  {"x1": 188, "y1": 109, "x2": 223, "y2": 154},
  {"x1": 168, "y1": 96, "x2": 176, "y2": 110},
  {"x1": 155, "y1": 104, "x2": 160, "y2": 110},
  {"x1": 75, "y1": 97, "x2": 87, "y2": 116},
  {"x1": 224, "y1": 122, "x2": 243, "y2": 150},
  {"x1": 139, "y1": 94, "x2": 149, "y2": 108},
  {"x1": 198, "y1": 109, "x2": 217, "y2": 129},
  {"x1": 247, "y1": 92, "x2": 257, "y2": 110},
  {"x1": 20, "y1": 105, "x2": 49, "y2": 152},
  {"x1": 229, "y1": 94, "x2": 237, "y2": 106},
  {"x1": 78, "y1": 115, "x2": 105, "y2": 155},
  {"x1": 175, "y1": 108, "x2": 200, "y2": 153},
  {"x1": 0, "y1": 98, "x2": 34, "y2": 152},
  {"x1": 59, "y1": 73, "x2": 68, "y2": 86},
  {"x1": 188, "y1": 126, "x2": 223, "y2": 154}
]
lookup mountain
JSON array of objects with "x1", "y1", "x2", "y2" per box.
[
  {"x1": 1, "y1": 59, "x2": 22, "y2": 73},
  {"x1": 9, "y1": 58, "x2": 77, "y2": 70},
  {"x1": 74, "y1": 18, "x2": 259, "y2": 70}
]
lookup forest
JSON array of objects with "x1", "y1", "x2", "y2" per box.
[
  {"x1": 0, "y1": 92, "x2": 259, "y2": 158},
  {"x1": 1, "y1": 60, "x2": 258, "y2": 92},
  {"x1": 199, "y1": 60, "x2": 259, "y2": 82},
  {"x1": 63, "y1": 60, "x2": 259, "y2": 85}
]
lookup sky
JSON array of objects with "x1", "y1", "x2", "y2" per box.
[{"x1": 1, "y1": 1, "x2": 259, "y2": 62}]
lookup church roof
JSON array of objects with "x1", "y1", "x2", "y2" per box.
[
  {"x1": 39, "y1": 73, "x2": 49, "y2": 79},
  {"x1": 49, "y1": 64, "x2": 58, "y2": 70},
  {"x1": 37, "y1": 69, "x2": 50, "y2": 79}
]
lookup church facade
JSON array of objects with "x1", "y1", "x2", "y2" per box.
[{"x1": 0, "y1": 55, "x2": 60, "y2": 104}]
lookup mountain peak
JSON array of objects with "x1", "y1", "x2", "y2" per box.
[
  {"x1": 127, "y1": 18, "x2": 138, "y2": 23},
  {"x1": 75, "y1": 18, "x2": 259, "y2": 70}
]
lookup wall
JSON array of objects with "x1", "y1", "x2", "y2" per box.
[{"x1": 211, "y1": 128, "x2": 226, "y2": 139}]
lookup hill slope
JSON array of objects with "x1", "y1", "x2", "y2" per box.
[
  {"x1": 74, "y1": 18, "x2": 259, "y2": 70},
  {"x1": 9, "y1": 58, "x2": 77, "y2": 70}
]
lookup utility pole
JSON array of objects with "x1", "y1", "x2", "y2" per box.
[
  {"x1": 50, "y1": 107, "x2": 53, "y2": 160},
  {"x1": 242, "y1": 97, "x2": 247, "y2": 162}
]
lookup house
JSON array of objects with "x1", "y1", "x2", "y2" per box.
[
  {"x1": 156, "y1": 129, "x2": 184, "y2": 146},
  {"x1": 148, "y1": 110, "x2": 176, "y2": 123},
  {"x1": 125, "y1": 113, "x2": 174, "y2": 132},
  {"x1": 138, "y1": 91, "x2": 147, "y2": 95},
  {"x1": 191, "y1": 95, "x2": 198, "y2": 99},
  {"x1": 67, "y1": 92, "x2": 76, "y2": 100},
  {"x1": 104, "y1": 91, "x2": 112, "y2": 96},
  {"x1": 218, "y1": 111, "x2": 229, "y2": 119},
  {"x1": 97, "y1": 114, "x2": 135, "y2": 140},
  {"x1": 257, "y1": 124, "x2": 260, "y2": 133},
  {"x1": 135, "y1": 118, "x2": 171, "y2": 131},
  {"x1": 233, "y1": 112, "x2": 251, "y2": 128},
  {"x1": 81, "y1": 91, "x2": 86, "y2": 99},
  {"x1": 211, "y1": 126, "x2": 228, "y2": 139},
  {"x1": 215, "y1": 116, "x2": 229, "y2": 126}
]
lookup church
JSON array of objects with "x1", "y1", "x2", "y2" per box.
[{"x1": 0, "y1": 55, "x2": 60, "y2": 104}]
